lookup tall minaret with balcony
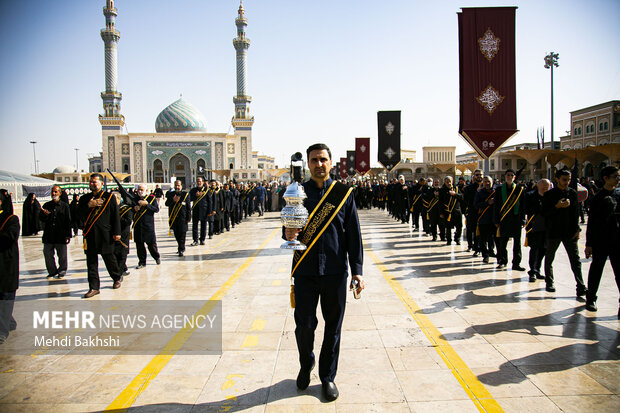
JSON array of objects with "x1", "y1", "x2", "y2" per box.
[
  {"x1": 232, "y1": 1, "x2": 254, "y2": 168},
  {"x1": 99, "y1": 0, "x2": 124, "y2": 172}
]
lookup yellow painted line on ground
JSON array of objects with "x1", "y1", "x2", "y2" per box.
[
  {"x1": 366, "y1": 246, "x2": 504, "y2": 413},
  {"x1": 241, "y1": 335, "x2": 259, "y2": 348},
  {"x1": 250, "y1": 318, "x2": 266, "y2": 331},
  {"x1": 105, "y1": 227, "x2": 280, "y2": 412}
]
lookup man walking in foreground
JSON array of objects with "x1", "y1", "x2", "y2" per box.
[{"x1": 284, "y1": 143, "x2": 365, "y2": 402}]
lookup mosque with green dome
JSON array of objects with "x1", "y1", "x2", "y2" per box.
[{"x1": 97, "y1": 0, "x2": 274, "y2": 186}]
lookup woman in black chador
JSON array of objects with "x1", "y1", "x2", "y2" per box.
[
  {"x1": 69, "y1": 194, "x2": 80, "y2": 236},
  {"x1": 21, "y1": 193, "x2": 41, "y2": 236}
]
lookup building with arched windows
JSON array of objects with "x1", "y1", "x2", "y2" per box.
[{"x1": 96, "y1": 1, "x2": 274, "y2": 186}]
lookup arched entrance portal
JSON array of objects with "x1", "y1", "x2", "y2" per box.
[{"x1": 170, "y1": 154, "x2": 191, "y2": 188}]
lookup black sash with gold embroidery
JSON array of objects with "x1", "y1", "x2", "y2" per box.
[
  {"x1": 131, "y1": 195, "x2": 156, "y2": 229},
  {"x1": 499, "y1": 185, "x2": 523, "y2": 222},
  {"x1": 191, "y1": 188, "x2": 207, "y2": 210},
  {"x1": 291, "y1": 181, "x2": 353, "y2": 277}
]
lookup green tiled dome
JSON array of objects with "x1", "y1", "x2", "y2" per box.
[{"x1": 155, "y1": 98, "x2": 207, "y2": 133}]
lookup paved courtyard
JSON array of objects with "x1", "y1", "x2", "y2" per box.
[{"x1": 0, "y1": 209, "x2": 618, "y2": 412}]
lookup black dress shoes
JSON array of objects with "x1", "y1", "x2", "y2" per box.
[
  {"x1": 512, "y1": 265, "x2": 526, "y2": 271},
  {"x1": 322, "y1": 381, "x2": 339, "y2": 401},
  {"x1": 136, "y1": 264, "x2": 146, "y2": 269},
  {"x1": 546, "y1": 283, "x2": 556, "y2": 292},
  {"x1": 585, "y1": 301, "x2": 597, "y2": 311},
  {"x1": 576, "y1": 286, "x2": 588, "y2": 297},
  {"x1": 190, "y1": 241, "x2": 198, "y2": 247},
  {"x1": 155, "y1": 259, "x2": 161, "y2": 265},
  {"x1": 296, "y1": 360, "x2": 315, "y2": 390},
  {"x1": 178, "y1": 251, "x2": 184, "y2": 257}
]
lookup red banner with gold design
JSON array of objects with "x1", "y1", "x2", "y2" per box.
[
  {"x1": 458, "y1": 7, "x2": 518, "y2": 159},
  {"x1": 355, "y1": 137, "x2": 370, "y2": 174}
]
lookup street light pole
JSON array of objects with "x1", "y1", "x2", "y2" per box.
[
  {"x1": 29, "y1": 140, "x2": 38, "y2": 174},
  {"x1": 74, "y1": 148, "x2": 80, "y2": 172},
  {"x1": 544, "y1": 52, "x2": 559, "y2": 178}
]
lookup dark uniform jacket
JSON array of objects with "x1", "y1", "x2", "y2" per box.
[
  {"x1": 222, "y1": 189, "x2": 234, "y2": 211},
  {"x1": 78, "y1": 190, "x2": 120, "y2": 254},
  {"x1": 542, "y1": 186, "x2": 580, "y2": 239},
  {"x1": 165, "y1": 190, "x2": 191, "y2": 231},
  {"x1": 474, "y1": 188, "x2": 495, "y2": 226},
  {"x1": 190, "y1": 186, "x2": 211, "y2": 220},
  {"x1": 118, "y1": 204, "x2": 134, "y2": 244},
  {"x1": 586, "y1": 188, "x2": 620, "y2": 248},
  {"x1": 524, "y1": 190, "x2": 546, "y2": 233},
  {"x1": 423, "y1": 187, "x2": 441, "y2": 222},
  {"x1": 133, "y1": 194, "x2": 159, "y2": 244},
  {"x1": 40, "y1": 200, "x2": 72, "y2": 244},
  {"x1": 293, "y1": 178, "x2": 363, "y2": 278},
  {"x1": 493, "y1": 183, "x2": 525, "y2": 237},
  {"x1": 0, "y1": 211, "x2": 20, "y2": 292},
  {"x1": 439, "y1": 185, "x2": 463, "y2": 221},
  {"x1": 463, "y1": 182, "x2": 480, "y2": 222}
]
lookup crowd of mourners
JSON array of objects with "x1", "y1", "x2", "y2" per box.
[
  {"x1": 335, "y1": 166, "x2": 620, "y2": 316},
  {"x1": 0, "y1": 166, "x2": 618, "y2": 344}
]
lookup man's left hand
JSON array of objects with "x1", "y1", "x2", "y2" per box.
[
  {"x1": 350, "y1": 275, "x2": 365, "y2": 296},
  {"x1": 138, "y1": 200, "x2": 148, "y2": 207}
]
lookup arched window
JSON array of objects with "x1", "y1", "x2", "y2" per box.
[
  {"x1": 604, "y1": 121, "x2": 608, "y2": 130},
  {"x1": 196, "y1": 159, "x2": 206, "y2": 177},
  {"x1": 153, "y1": 159, "x2": 163, "y2": 183}
]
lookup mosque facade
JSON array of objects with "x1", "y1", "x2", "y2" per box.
[{"x1": 98, "y1": 0, "x2": 273, "y2": 186}]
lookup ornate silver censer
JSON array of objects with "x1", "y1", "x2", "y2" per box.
[{"x1": 280, "y1": 182, "x2": 309, "y2": 250}]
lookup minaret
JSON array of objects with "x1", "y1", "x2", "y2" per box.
[
  {"x1": 99, "y1": 0, "x2": 125, "y2": 175},
  {"x1": 232, "y1": 1, "x2": 254, "y2": 169},
  {"x1": 99, "y1": 0, "x2": 124, "y2": 124}
]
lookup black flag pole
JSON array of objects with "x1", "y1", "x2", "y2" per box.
[{"x1": 107, "y1": 169, "x2": 137, "y2": 206}]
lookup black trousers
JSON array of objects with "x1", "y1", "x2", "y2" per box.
[
  {"x1": 0, "y1": 291, "x2": 16, "y2": 340},
  {"x1": 527, "y1": 231, "x2": 546, "y2": 276},
  {"x1": 173, "y1": 226, "x2": 187, "y2": 253},
  {"x1": 113, "y1": 241, "x2": 129, "y2": 273},
  {"x1": 496, "y1": 231, "x2": 522, "y2": 266},
  {"x1": 444, "y1": 216, "x2": 462, "y2": 243},
  {"x1": 294, "y1": 274, "x2": 347, "y2": 383},
  {"x1": 193, "y1": 217, "x2": 207, "y2": 242},
  {"x1": 544, "y1": 237, "x2": 584, "y2": 289},
  {"x1": 224, "y1": 210, "x2": 231, "y2": 231},
  {"x1": 478, "y1": 224, "x2": 495, "y2": 258},
  {"x1": 86, "y1": 249, "x2": 120, "y2": 290},
  {"x1": 586, "y1": 243, "x2": 620, "y2": 303},
  {"x1": 466, "y1": 216, "x2": 478, "y2": 250},
  {"x1": 135, "y1": 235, "x2": 160, "y2": 265},
  {"x1": 43, "y1": 243, "x2": 68, "y2": 276}
]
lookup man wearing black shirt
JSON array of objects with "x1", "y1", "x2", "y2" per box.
[
  {"x1": 542, "y1": 169, "x2": 586, "y2": 296},
  {"x1": 524, "y1": 179, "x2": 550, "y2": 282},
  {"x1": 40, "y1": 185, "x2": 72, "y2": 279},
  {"x1": 284, "y1": 143, "x2": 364, "y2": 402},
  {"x1": 585, "y1": 166, "x2": 620, "y2": 314}
]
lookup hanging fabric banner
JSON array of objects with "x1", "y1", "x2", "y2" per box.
[
  {"x1": 458, "y1": 7, "x2": 518, "y2": 159},
  {"x1": 377, "y1": 111, "x2": 401, "y2": 171},
  {"x1": 346, "y1": 151, "x2": 356, "y2": 177},
  {"x1": 339, "y1": 157, "x2": 348, "y2": 179},
  {"x1": 355, "y1": 137, "x2": 371, "y2": 174}
]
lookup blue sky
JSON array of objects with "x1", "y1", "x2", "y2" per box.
[{"x1": 1, "y1": 0, "x2": 618, "y2": 174}]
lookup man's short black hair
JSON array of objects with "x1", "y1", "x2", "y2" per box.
[
  {"x1": 90, "y1": 173, "x2": 104, "y2": 181},
  {"x1": 555, "y1": 169, "x2": 571, "y2": 179},
  {"x1": 601, "y1": 165, "x2": 618, "y2": 179},
  {"x1": 306, "y1": 143, "x2": 332, "y2": 161},
  {"x1": 505, "y1": 169, "x2": 515, "y2": 175}
]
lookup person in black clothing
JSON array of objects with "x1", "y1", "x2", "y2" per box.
[
  {"x1": 584, "y1": 166, "x2": 620, "y2": 314},
  {"x1": 439, "y1": 176, "x2": 463, "y2": 245},
  {"x1": 284, "y1": 143, "x2": 364, "y2": 402},
  {"x1": 22, "y1": 193, "x2": 41, "y2": 236},
  {"x1": 69, "y1": 194, "x2": 80, "y2": 236},
  {"x1": 166, "y1": 180, "x2": 191, "y2": 257},
  {"x1": 396, "y1": 175, "x2": 410, "y2": 224},
  {"x1": 190, "y1": 177, "x2": 210, "y2": 245},
  {"x1": 409, "y1": 178, "x2": 426, "y2": 230},
  {"x1": 40, "y1": 185, "x2": 72, "y2": 279},
  {"x1": 474, "y1": 176, "x2": 496, "y2": 263},
  {"x1": 112, "y1": 191, "x2": 133, "y2": 276},
  {"x1": 209, "y1": 180, "x2": 222, "y2": 237},
  {"x1": 0, "y1": 189, "x2": 19, "y2": 343},
  {"x1": 77, "y1": 173, "x2": 122, "y2": 298},
  {"x1": 493, "y1": 169, "x2": 526, "y2": 270},
  {"x1": 153, "y1": 184, "x2": 164, "y2": 209},
  {"x1": 222, "y1": 183, "x2": 234, "y2": 232},
  {"x1": 542, "y1": 169, "x2": 586, "y2": 295},
  {"x1": 524, "y1": 179, "x2": 550, "y2": 282},
  {"x1": 464, "y1": 169, "x2": 483, "y2": 254},
  {"x1": 133, "y1": 184, "x2": 160, "y2": 268}
]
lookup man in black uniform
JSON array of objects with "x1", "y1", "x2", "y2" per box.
[
  {"x1": 133, "y1": 184, "x2": 160, "y2": 269},
  {"x1": 396, "y1": 175, "x2": 410, "y2": 224},
  {"x1": 542, "y1": 169, "x2": 586, "y2": 295},
  {"x1": 464, "y1": 169, "x2": 483, "y2": 254},
  {"x1": 474, "y1": 176, "x2": 496, "y2": 263},
  {"x1": 409, "y1": 178, "x2": 426, "y2": 231},
  {"x1": 166, "y1": 180, "x2": 191, "y2": 257},
  {"x1": 78, "y1": 173, "x2": 122, "y2": 298},
  {"x1": 222, "y1": 183, "x2": 233, "y2": 232},
  {"x1": 523, "y1": 179, "x2": 550, "y2": 282},
  {"x1": 493, "y1": 169, "x2": 526, "y2": 270},
  {"x1": 584, "y1": 166, "x2": 620, "y2": 314},
  {"x1": 208, "y1": 180, "x2": 220, "y2": 238},
  {"x1": 423, "y1": 179, "x2": 442, "y2": 241},
  {"x1": 284, "y1": 143, "x2": 364, "y2": 402},
  {"x1": 40, "y1": 185, "x2": 72, "y2": 279},
  {"x1": 190, "y1": 177, "x2": 210, "y2": 245},
  {"x1": 112, "y1": 191, "x2": 132, "y2": 276},
  {"x1": 439, "y1": 176, "x2": 464, "y2": 245}
]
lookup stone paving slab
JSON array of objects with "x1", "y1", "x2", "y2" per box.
[{"x1": 0, "y1": 209, "x2": 618, "y2": 412}]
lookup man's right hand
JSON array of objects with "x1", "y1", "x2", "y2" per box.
[
  {"x1": 585, "y1": 246, "x2": 592, "y2": 259},
  {"x1": 88, "y1": 199, "x2": 102, "y2": 208},
  {"x1": 285, "y1": 227, "x2": 302, "y2": 241}
]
